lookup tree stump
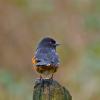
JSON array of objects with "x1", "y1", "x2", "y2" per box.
[{"x1": 33, "y1": 78, "x2": 72, "y2": 100}]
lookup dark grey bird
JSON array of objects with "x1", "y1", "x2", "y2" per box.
[{"x1": 32, "y1": 37, "x2": 60, "y2": 78}]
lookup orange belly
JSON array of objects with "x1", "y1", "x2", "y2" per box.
[
  {"x1": 32, "y1": 57, "x2": 58, "y2": 75},
  {"x1": 33, "y1": 66, "x2": 58, "y2": 75}
]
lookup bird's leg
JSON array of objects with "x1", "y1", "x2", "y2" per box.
[
  {"x1": 49, "y1": 74, "x2": 53, "y2": 84},
  {"x1": 51, "y1": 74, "x2": 53, "y2": 80},
  {"x1": 34, "y1": 75, "x2": 42, "y2": 88},
  {"x1": 40, "y1": 75, "x2": 42, "y2": 80},
  {"x1": 39, "y1": 75, "x2": 45, "y2": 91},
  {"x1": 39, "y1": 75, "x2": 43, "y2": 85}
]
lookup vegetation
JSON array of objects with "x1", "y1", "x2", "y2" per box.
[{"x1": 0, "y1": 0, "x2": 100, "y2": 100}]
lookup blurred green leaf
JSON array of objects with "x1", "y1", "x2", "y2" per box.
[
  {"x1": 15, "y1": 0, "x2": 28, "y2": 7},
  {"x1": 88, "y1": 41, "x2": 100, "y2": 57},
  {"x1": 0, "y1": 70, "x2": 13, "y2": 86},
  {"x1": 29, "y1": 0, "x2": 54, "y2": 13},
  {"x1": 0, "y1": 70, "x2": 32, "y2": 100},
  {"x1": 84, "y1": 15, "x2": 100, "y2": 31},
  {"x1": 93, "y1": 0, "x2": 100, "y2": 12},
  {"x1": 85, "y1": 41, "x2": 100, "y2": 74},
  {"x1": 73, "y1": 41, "x2": 100, "y2": 83}
]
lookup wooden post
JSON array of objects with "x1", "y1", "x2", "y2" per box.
[{"x1": 33, "y1": 78, "x2": 72, "y2": 100}]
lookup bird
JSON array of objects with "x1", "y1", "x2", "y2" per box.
[{"x1": 32, "y1": 37, "x2": 60, "y2": 79}]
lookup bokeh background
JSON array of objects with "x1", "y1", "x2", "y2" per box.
[{"x1": 0, "y1": 0, "x2": 100, "y2": 100}]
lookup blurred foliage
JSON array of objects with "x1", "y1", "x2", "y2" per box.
[
  {"x1": 0, "y1": 0, "x2": 100, "y2": 100},
  {"x1": 84, "y1": 15, "x2": 100, "y2": 32},
  {"x1": 88, "y1": 41, "x2": 100, "y2": 57},
  {"x1": 0, "y1": 69, "x2": 32, "y2": 100},
  {"x1": 15, "y1": 0, "x2": 28, "y2": 7},
  {"x1": 92, "y1": 0, "x2": 100, "y2": 12},
  {"x1": 86, "y1": 41, "x2": 100, "y2": 74}
]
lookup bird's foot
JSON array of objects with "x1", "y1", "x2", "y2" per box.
[{"x1": 49, "y1": 74, "x2": 53, "y2": 84}]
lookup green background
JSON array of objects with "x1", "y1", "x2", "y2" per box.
[{"x1": 0, "y1": 0, "x2": 100, "y2": 100}]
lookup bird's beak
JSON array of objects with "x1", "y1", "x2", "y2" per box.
[{"x1": 56, "y1": 43, "x2": 60, "y2": 46}]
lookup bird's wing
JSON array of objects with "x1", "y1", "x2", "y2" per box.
[
  {"x1": 34, "y1": 48, "x2": 60, "y2": 66},
  {"x1": 49, "y1": 50, "x2": 60, "y2": 66}
]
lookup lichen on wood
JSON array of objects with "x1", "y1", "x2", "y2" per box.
[{"x1": 33, "y1": 78, "x2": 72, "y2": 100}]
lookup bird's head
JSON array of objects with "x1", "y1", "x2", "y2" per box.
[{"x1": 38, "y1": 37, "x2": 60, "y2": 49}]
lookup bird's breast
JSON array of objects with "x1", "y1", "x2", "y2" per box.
[{"x1": 33, "y1": 65, "x2": 58, "y2": 75}]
